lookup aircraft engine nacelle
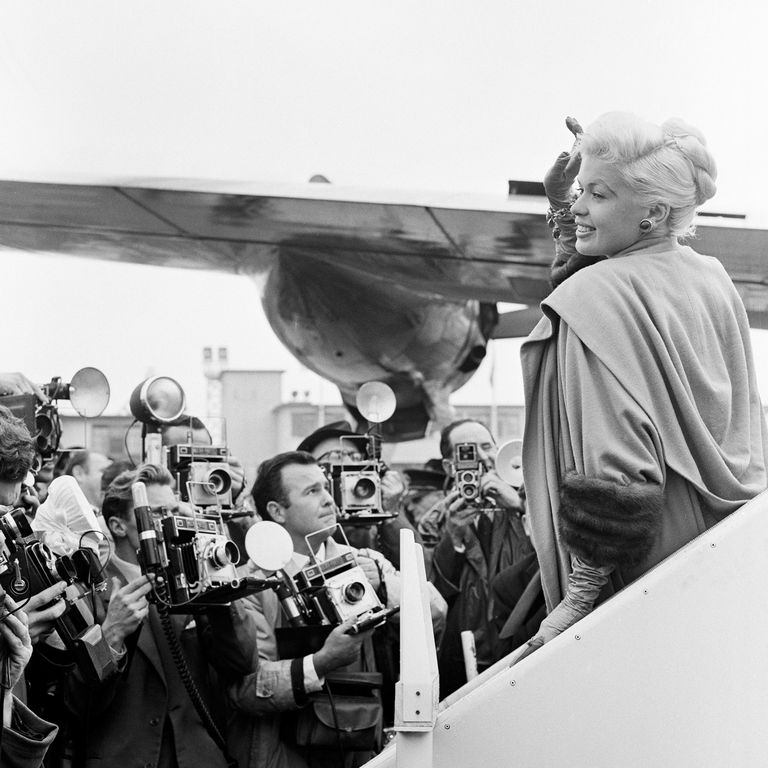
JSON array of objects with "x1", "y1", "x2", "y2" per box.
[{"x1": 260, "y1": 252, "x2": 498, "y2": 441}]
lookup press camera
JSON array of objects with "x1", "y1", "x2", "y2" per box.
[
  {"x1": 0, "y1": 508, "x2": 115, "y2": 684},
  {"x1": 0, "y1": 368, "x2": 110, "y2": 461},
  {"x1": 321, "y1": 435, "x2": 396, "y2": 525},
  {"x1": 132, "y1": 481, "x2": 273, "y2": 612},
  {"x1": 166, "y1": 443, "x2": 235, "y2": 510},
  {"x1": 246, "y1": 522, "x2": 398, "y2": 636}
]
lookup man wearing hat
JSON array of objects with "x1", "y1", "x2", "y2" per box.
[{"x1": 296, "y1": 421, "x2": 420, "y2": 570}]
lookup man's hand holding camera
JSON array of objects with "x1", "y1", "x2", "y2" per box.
[
  {"x1": 1, "y1": 595, "x2": 33, "y2": 726},
  {"x1": 442, "y1": 473, "x2": 521, "y2": 552},
  {"x1": 479, "y1": 470, "x2": 521, "y2": 512},
  {"x1": 441, "y1": 490, "x2": 478, "y2": 551},
  {"x1": 101, "y1": 576, "x2": 152, "y2": 654},
  {"x1": 23, "y1": 581, "x2": 68, "y2": 644},
  {"x1": 355, "y1": 552, "x2": 382, "y2": 590},
  {"x1": 0, "y1": 372, "x2": 47, "y2": 402},
  {"x1": 380, "y1": 470, "x2": 405, "y2": 514},
  {"x1": 228, "y1": 454, "x2": 246, "y2": 501},
  {"x1": 312, "y1": 617, "x2": 373, "y2": 678}
]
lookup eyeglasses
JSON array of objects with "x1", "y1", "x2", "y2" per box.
[{"x1": 317, "y1": 449, "x2": 365, "y2": 463}]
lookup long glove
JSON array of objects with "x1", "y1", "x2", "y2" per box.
[{"x1": 511, "y1": 556, "x2": 614, "y2": 664}]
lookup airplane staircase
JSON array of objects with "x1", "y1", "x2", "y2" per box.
[{"x1": 367, "y1": 489, "x2": 768, "y2": 767}]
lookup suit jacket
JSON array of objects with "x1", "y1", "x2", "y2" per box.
[
  {"x1": 1, "y1": 696, "x2": 58, "y2": 768},
  {"x1": 224, "y1": 539, "x2": 446, "y2": 768},
  {"x1": 64, "y1": 557, "x2": 230, "y2": 768}
]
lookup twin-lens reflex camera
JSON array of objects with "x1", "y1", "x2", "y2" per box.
[{"x1": 452, "y1": 442, "x2": 489, "y2": 506}]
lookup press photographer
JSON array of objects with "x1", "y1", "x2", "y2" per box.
[
  {"x1": 428, "y1": 419, "x2": 533, "y2": 698},
  {"x1": 223, "y1": 451, "x2": 446, "y2": 768},
  {"x1": 0, "y1": 370, "x2": 118, "y2": 691},
  {"x1": 0, "y1": 404, "x2": 59, "y2": 768},
  {"x1": 297, "y1": 422, "x2": 419, "y2": 570},
  {"x1": 130, "y1": 376, "x2": 250, "y2": 551},
  {"x1": 64, "y1": 463, "x2": 237, "y2": 768}
]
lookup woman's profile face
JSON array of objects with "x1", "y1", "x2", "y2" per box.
[{"x1": 571, "y1": 156, "x2": 650, "y2": 258}]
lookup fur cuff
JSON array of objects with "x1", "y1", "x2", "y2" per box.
[{"x1": 558, "y1": 472, "x2": 663, "y2": 568}]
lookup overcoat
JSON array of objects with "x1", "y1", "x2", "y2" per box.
[
  {"x1": 64, "y1": 557, "x2": 231, "y2": 768},
  {"x1": 225, "y1": 538, "x2": 446, "y2": 768},
  {"x1": 521, "y1": 244, "x2": 768, "y2": 611}
]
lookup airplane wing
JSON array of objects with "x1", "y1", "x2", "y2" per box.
[
  {"x1": 1, "y1": 176, "x2": 766, "y2": 327},
  {"x1": 0, "y1": 176, "x2": 554, "y2": 308},
  {"x1": 2, "y1": 175, "x2": 767, "y2": 439}
]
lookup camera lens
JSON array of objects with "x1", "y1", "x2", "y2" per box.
[
  {"x1": 461, "y1": 485, "x2": 477, "y2": 499},
  {"x1": 0, "y1": 509, "x2": 32, "y2": 540},
  {"x1": 208, "y1": 540, "x2": 239, "y2": 568},
  {"x1": 206, "y1": 468, "x2": 233, "y2": 496},
  {"x1": 342, "y1": 581, "x2": 367, "y2": 604},
  {"x1": 352, "y1": 478, "x2": 376, "y2": 500}
]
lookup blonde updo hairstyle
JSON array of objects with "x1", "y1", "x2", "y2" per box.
[{"x1": 580, "y1": 112, "x2": 718, "y2": 238}]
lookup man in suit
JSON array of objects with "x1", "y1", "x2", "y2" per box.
[
  {"x1": 224, "y1": 451, "x2": 446, "y2": 768},
  {"x1": 64, "y1": 463, "x2": 233, "y2": 768}
]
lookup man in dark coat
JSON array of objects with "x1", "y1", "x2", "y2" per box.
[
  {"x1": 63, "y1": 464, "x2": 234, "y2": 768},
  {"x1": 429, "y1": 420, "x2": 532, "y2": 698}
]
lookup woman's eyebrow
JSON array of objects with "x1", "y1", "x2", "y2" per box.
[{"x1": 577, "y1": 177, "x2": 615, "y2": 194}]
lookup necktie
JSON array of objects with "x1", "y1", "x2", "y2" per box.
[{"x1": 476, "y1": 511, "x2": 493, "y2": 562}]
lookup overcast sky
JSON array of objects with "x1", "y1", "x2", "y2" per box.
[{"x1": 1, "y1": 1, "x2": 767, "y2": 418}]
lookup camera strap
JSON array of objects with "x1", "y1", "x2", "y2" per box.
[{"x1": 156, "y1": 603, "x2": 239, "y2": 768}]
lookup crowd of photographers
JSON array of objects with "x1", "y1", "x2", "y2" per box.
[{"x1": 0, "y1": 370, "x2": 535, "y2": 768}]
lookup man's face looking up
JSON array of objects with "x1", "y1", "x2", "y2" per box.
[
  {"x1": 311, "y1": 437, "x2": 365, "y2": 464},
  {"x1": 270, "y1": 462, "x2": 337, "y2": 553},
  {"x1": 117, "y1": 482, "x2": 190, "y2": 552}
]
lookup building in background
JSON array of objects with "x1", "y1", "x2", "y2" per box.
[{"x1": 60, "y1": 369, "x2": 525, "y2": 482}]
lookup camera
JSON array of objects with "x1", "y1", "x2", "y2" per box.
[
  {"x1": 131, "y1": 481, "x2": 271, "y2": 612},
  {"x1": 0, "y1": 368, "x2": 110, "y2": 461},
  {"x1": 0, "y1": 508, "x2": 116, "y2": 685},
  {"x1": 166, "y1": 444, "x2": 235, "y2": 509},
  {"x1": 453, "y1": 442, "x2": 485, "y2": 505},
  {"x1": 247, "y1": 522, "x2": 398, "y2": 636},
  {"x1": 321, "y1": 435, "x2": 395, "y2": 525},
  {"x1": 295, "y1": 549, "x2": 384, "y2": 627}
]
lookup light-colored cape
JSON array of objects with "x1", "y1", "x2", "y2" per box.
[{"x1": 521, "y1": 244, "x2": 768, "y2": 611}]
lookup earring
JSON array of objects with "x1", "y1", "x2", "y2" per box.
[{"x1": 639, "y1": 218, "x2": 653, "y2": 233}]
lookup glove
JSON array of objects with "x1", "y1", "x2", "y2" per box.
[
  {"x1": 544, "y1": 116, "x2": 582, "y2": 209},
  {"x1": 544, "y1": 149, "x2": 581, "y2": 212},
  {"x1": 529, "y1": 556, "x2": 614, "y2": 645}
]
